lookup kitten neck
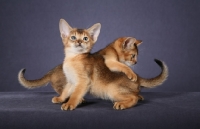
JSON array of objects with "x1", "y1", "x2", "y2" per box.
[
  {"x1": 112, "y1": 41, "x2": 122, "y2": 61},
  {"x1": 64, "y1": 48, "x2": 90, "y2": 59}
]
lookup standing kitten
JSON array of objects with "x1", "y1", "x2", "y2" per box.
[{"x1": 54, "y1": 19, "x2": 168, "y2": 110}]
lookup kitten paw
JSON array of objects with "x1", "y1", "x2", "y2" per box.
[
  {"x1": 61, "y1": 103, "x2": 76, "y2": 111},
  {"x1": 131, "y1": 74, "x2": 137, "y2": 82},
  {"x1": 113, "y1": 102, "x2": 126, "y2": 110},
  {"x1": 52, "y1": 96, "x2": 65, "y2": 104},
  {"x1": 126, "y1": 72, "x2": 137, "y2": 82},
  {"x1": 138, "y1": 95, "x2": 144, "y2": 101}
]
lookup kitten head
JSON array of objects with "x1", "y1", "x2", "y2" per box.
[
  {"x1": 119, "y1": 37, "x2": 142, "y2": 66},
  {"x1": 59, "y1": 19, "x2": 101, "y2": 54}
]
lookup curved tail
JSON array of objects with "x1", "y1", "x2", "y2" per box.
[
  {"x1": 139, "y1": 59, "x2": 168, "y2": 88},
  {"x1": 18, "y1": 69, "x2": 50, "y2": 89}
]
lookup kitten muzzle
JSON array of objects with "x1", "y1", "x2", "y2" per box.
[{"x1": 76, "y1": 43, "x2": 83, "y2": 47}]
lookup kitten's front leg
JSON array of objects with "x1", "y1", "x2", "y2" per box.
[
  {"x1": 61, "y1": 80, "x2": 89, "y2": 111},
  {"x1": 52, "y1": 96, "x2": 85, "y2": 104},
  {"x1": 105, "y1": 60, "x2": 137, "y2": 81},
  {"x1": 52, "y1": 83, "x2": 72, "y2": 104}
]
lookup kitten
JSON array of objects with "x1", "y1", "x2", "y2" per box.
[
  {"x1": 52, "y1": 19, "x2": 168, "y2": 110},
  {"x1": 18, "y1": 24, "x2": 141, "y2": 96},
  {"x1": 99, "y1": 37, "x2": 142, "y2": 81}
]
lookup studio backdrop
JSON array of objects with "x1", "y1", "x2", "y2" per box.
[{"x1": 0, "y1": 0, "x2": 200, "y2": 92}]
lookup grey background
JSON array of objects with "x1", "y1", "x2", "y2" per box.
[{"x1": 0, "y1": 0, "x2": 200, "y2": 92}]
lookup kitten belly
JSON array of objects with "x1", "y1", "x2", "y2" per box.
[{"x1": 90, "y1": 82, "x2": 115, "y2": 101}]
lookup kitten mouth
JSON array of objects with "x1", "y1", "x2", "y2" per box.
[{"x1": 76, "y1": 45, "x2": 83, "y2": 48}]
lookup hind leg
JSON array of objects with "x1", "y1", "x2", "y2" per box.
[
  {"x1": 54, "y1": 86, "x2": 64, "y2": 95},
  {"x1": 51, "y1": 82, "x2": 65, "y2": 103},
  {"x1": 113, "y1": 94, "x2": 139, "y2": 110},
  {"x1": 51, "y1": 79, "x2": 65, "y2": 95}
]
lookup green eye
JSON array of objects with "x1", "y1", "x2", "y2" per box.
[
  {"x1": 83, "y1": 37, "x2": 88, "y2": 41},
  {"x1": 71, "y1": 36, "x2": 76, "y2": 40}
]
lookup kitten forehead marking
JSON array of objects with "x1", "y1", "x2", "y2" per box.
[{"x1": 77, "y1": 29, "x2": 84, "y2": 34}]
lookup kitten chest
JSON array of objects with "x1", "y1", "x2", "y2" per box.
[{"x1": 63, "y1": 60, "x2": 78, "y2": 85}]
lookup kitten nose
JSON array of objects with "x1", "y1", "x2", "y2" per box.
[
  {"x1": 135, "y1": 61, "x2": 137, "y2": 64},
  {"x1": 78, "y1": 40, "x2": 82, "y2": 44}
]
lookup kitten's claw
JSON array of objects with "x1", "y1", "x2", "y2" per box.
[{"x1": 52, "y1": 96, "x2": 65, "y2": 104}]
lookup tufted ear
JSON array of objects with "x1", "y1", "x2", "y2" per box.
[
  {"x1": 87, "y1": 23, "x2": 101, "y2": 43},
  {"x1": 135, "y1": 39, "x2": 142, "y2": 46},
  {"x1": 123, "y1": 37, "x2": 142, "y2": 50},
  {"x1": 59, "y1": 19, "x2": 72, "y2": 38}
]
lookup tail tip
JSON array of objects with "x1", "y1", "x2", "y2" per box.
[
  {"x1": 20, "y1": 68, "x2": 26, "y2": 74},
  {"x1": 154, "y1": 59, "x2": 162, "y2": 66}
]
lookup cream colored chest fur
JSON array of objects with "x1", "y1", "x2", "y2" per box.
[{"x1": 63, "y1": 59, "x2": 78, "y2": 85}]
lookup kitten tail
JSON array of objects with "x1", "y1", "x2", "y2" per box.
[
  {"x1": 18, "y1": 69, "x2": 50, "y2": 89},
  {"x1": 139, "y1": 59, "x2": 168, "y2": 88}
]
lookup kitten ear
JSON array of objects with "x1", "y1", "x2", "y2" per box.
[
  {"x1": 87, "y1": 23, "x2": 101, "y2": 43},
  {"x1": 59, "y1": 19, "x2": 72, "y2": 38},
  {"x1": 135, "y1": 39, "x2": 142, "y2": 46},
  {"x1": 123, "y1": 37, "x2": 136, "y2": 50},
  {"x1": 123, "y1": 38, "x2": 143, "y2": 50}
]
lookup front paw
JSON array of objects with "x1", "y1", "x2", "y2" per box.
[
  {"x1": 126, "y1": 72, "x2": 137, "y2": 82},
  {"x1": 113, "y1": 102, "x2": 126, "y2": 110},
  {"x1": 131, "y1": 73, "x2": 137, "y2": 82},
  {"x1": 61, "y1": 102, "x2": 76, "y2": 111},
  {"x1": 52, "y1": 96, "x2": 65, "y2": 104}
]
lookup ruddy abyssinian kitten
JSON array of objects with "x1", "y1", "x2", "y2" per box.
[
  {"x1": 18, "y1": 21, "x2": 141, "y2": 95},
  {"x1": 44, "y1": 19, "x2": 167, "y2": 110}
]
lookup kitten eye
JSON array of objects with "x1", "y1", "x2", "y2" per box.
[
  {"x1": 132, "y1": 54, "x2": 135, "y2": 58},
  {"x1": 71, "y1": 36, "x2": 76, "y2": 40},
  {"x1": 83, "y1": 37, "x2": 88, "y2": 41}
]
